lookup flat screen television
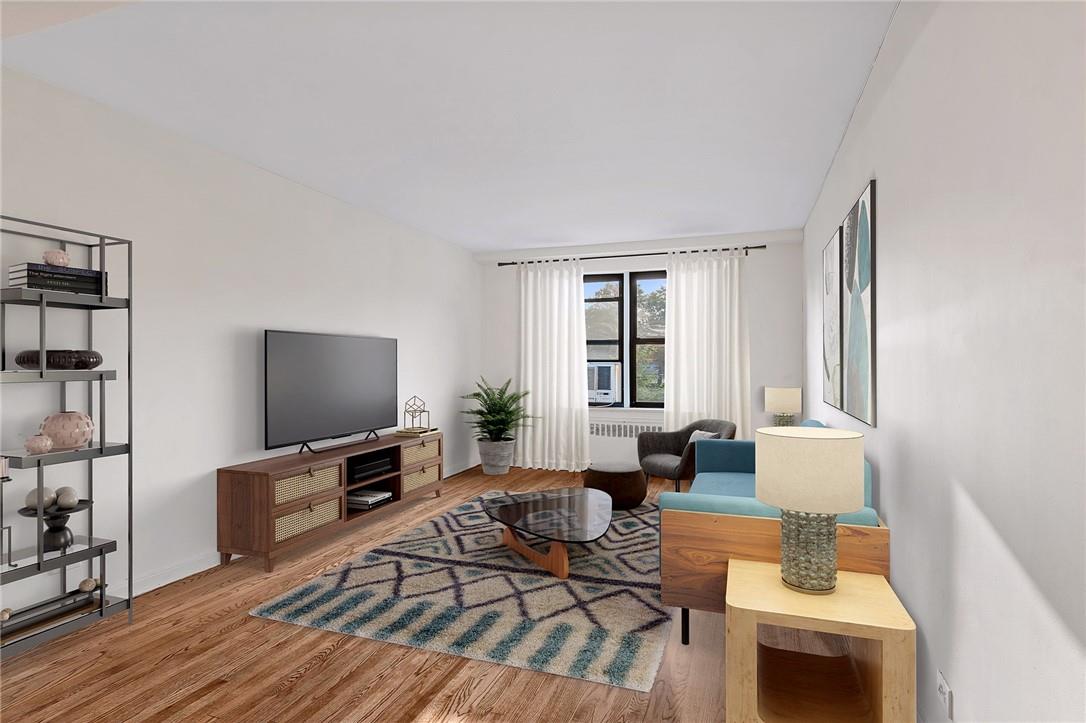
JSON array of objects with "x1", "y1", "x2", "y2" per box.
[{"x1": 265, "y1": 330, "x2": 397, "y2": 450}]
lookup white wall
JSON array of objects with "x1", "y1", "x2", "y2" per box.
[
  {"x1": 477, "y1": 230, "x2": 805, "y2": 463},
  {"x1": 0, "y1": 69, "x2": 482, "y2": 606},
  {"x1": 802, "y1": 4, "x2": 1085, "y2": 721}
]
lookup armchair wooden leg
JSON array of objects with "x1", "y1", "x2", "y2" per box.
[
  {"x1": 681, "y1": 608, "x2": 690, "y2": 645},
  {"x1": 674, "y1": 478, "x2": 681, "y2": 493}
]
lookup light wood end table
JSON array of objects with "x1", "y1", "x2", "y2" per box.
[{"x1": 725, "y1": 559, "x2": 916, "y2": 722}]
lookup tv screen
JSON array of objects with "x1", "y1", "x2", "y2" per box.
[{"x1": 265, "y1": 330, "x2": 397, "y2": 450}]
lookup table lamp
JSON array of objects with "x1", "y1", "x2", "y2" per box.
[
  {"x1": 764, "y1": 387, "x2": 801, "y2": 426},
  {"x1": 755, "y1": 426, "x2": 864, "y2": 594}
]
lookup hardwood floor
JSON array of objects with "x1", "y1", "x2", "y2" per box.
[{"x1": 0, "y1": 467, "x2": 842, "y2": 722}]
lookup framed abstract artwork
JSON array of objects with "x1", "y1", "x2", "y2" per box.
[
  {"x1": 822, "y1": 227, "x2": 842, "y2": 409},
  {"x1": 841, "y1": 180, "x2": 876, "y2": 426}
]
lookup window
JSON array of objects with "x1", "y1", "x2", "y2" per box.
[
  {"x1": 583, "y1": 271, "x2": 666, "y2": 408},
  {"x1": 585, "y1": 274, "x2": 623, "y2": 406},
  {"x1": 630, "y1": 271, "x2": 666, "y2": 407}
]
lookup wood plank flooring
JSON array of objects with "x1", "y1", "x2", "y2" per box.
[{"x1": 0, "y1": 467, "x2": 842, "y2": 722}]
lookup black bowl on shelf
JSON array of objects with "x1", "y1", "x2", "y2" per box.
[
  {"x1": 14, "y1": 350, "x2": 103, "y2": 371},
  {"x1": 17, "y1": 499, "x2": 92, "y2": 552}
]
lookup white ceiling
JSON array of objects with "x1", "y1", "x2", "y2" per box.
[{"x1": 1, "y1": 2, "x2": 896, "y2": 251}]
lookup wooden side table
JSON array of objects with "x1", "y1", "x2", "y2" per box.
[{"x1": 725, "y1": 559, "x2": 916, "y2": 722}]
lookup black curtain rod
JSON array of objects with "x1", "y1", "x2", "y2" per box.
[{"x1": 496, "y1": 244, "x2": 767, "y2": 267}]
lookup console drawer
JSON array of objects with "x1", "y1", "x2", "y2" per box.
[
  {"x1": 402, "y1": 438, "x2": 441, "y2": 467},
  {"x1": 274, "y1": 498, "x2": 341, "y2": 543},
  {"x1": 274, "y1": 464, "x2": 342, "y2": 506},
  {"x1": 403, "y1": 464, "x2": 440, "y2": 494}
]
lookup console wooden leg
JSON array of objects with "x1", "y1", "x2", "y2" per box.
[
  {"x1": 263, "y1": 555, "x2": 274, "y2": 573},
  {"x1": 435, "y1": 487, "x2": 442, "y2": 497},
  {"x1": 220, "y1": 553, "x2": 231, "y2": 566},
  {"x1": 502, "y1": 526, "x2": 569, "y2": 578}
]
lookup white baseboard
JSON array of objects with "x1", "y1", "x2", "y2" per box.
[{"x1": 132, "y1": 551, "x2": 222, "y2": 597}]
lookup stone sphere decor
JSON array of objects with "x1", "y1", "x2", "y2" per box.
[
  {"x1": 42, "y1": 249, "x2": 71, "y2": 267},
  {"x1": 24, "y1": 434, "x2": 54, "y2": 455},
  {"x1": 25, "y1": 486, "x2": 57, "y2": 509},
  {"x1": 56, "y1": 486, "x2": 79, "y2": 509},
  {"x1": 15, "y1": 349, "x2": 103, "y2": 371},
  {"x1": 78, "y1": 578, "x2": 98, "y2": 593},
  {"x1": 40, "y1": 411, "x2": 94, "y2": 451},
  {"x1": 0, "y1": 608, "x2": 11, "y2": 622}
]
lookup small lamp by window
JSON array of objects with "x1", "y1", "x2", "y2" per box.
[
  {"x1": 755, "y1": 426, "x2": 864, "y2": 594},
  {"x1": 764, "y1": 387, "x2": 802, "y2": 426}
]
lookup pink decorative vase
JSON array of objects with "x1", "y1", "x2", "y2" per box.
[{"x1": 40, "y1": 411, "x2": 94, "y2": 451}]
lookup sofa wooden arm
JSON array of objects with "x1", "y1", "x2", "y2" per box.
[{"x1": 660, "y1": 509, "x2": 891, "y2": 612}]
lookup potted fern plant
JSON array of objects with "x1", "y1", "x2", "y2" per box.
[{"x1": 462, "y1": 377, "x2": 531, "y2": 475}]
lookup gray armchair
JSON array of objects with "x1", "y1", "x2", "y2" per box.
[{"x1": 637, "y1": 419, "x2": 737, "y2": 492}]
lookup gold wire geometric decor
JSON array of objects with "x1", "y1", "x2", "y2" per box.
[{"x1": 401, "y1": 395, "x2": 431, "y2": 433}]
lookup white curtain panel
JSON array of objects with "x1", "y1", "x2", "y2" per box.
[
  {"x1": 514, "y1": 260, "x2": 591, "y2": 471},
  {"x1": 663, "y1": 250, "x2": 751, "y2": 438}
]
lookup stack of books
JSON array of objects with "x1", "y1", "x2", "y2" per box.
[
  {"x1": 346, "y1": 489, "x2": 392, "y2": 511},
  {"x1": 9, "y1": 263, "x2": 107, "y2": 295},
  {"x1": 393, "y1": 427, "x2": 440, "y2": 438}
]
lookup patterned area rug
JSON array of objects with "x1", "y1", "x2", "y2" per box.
[{"x1": 252, "y1": 491, "x2": 670, "y2": 691}]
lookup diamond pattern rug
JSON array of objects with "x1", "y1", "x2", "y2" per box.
[{"x1": 252, "y1": 491, "x2": 670, "y2": 691}]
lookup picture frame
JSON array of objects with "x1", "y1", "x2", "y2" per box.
[
  {"x1": 822, "y1": 226, "x2": 843, "y2": 409},
  {"x1": 840, "y1": 180, "x2": 876, "y2": 426}
]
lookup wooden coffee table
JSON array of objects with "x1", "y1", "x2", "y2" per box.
[{"x1": 481, "y1": 488, "x2": 612, "y2": 579}]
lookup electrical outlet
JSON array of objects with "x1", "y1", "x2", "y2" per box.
[{"x1": 936, "y1": 669, "x2": 954, "y2": 720}]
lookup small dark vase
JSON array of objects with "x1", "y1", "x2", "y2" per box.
[
  {"x1": 42, "y1": 514, "x2": 76, "y2": 552},
  {"x1": 15, "y1": 349, "x2": 103, "y2": 370}
]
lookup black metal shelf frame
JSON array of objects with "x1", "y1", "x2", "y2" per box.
[
  {"x1": 0, "y1": 214, "x2": 133, "y2": 658},
  {"x1": 1, "y1": 369, "x2": 119, "y2": 383}
]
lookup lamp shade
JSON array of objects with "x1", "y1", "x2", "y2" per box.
[
  {"x1": 755, "y1": 426, "x2": 864, "y2": 514},
  {"x1": 764, "y1": 387, "x2": 802, "y2": 414}
]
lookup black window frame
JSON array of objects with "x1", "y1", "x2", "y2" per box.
[
  {"x1": 629, "y1": 270, "x2": 667, "y2": 408},
  {"x1": 584, "y1": 273, "x2": 623, "y2": 407}
]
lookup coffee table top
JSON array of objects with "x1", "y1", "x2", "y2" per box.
[{"x1": 481, "y1": 487, "x2": 612, "y2": 543}]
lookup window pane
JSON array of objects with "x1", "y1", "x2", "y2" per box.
[
  {"x1": 634, "y1": 344, "x2": 665, "y2": 403},
  {"x1": 585, "y1": 279, "x2": 620, "y2": 300},
  {"x1": 585, "y1": 301, "x2": 619, "y2": 340},
  {"x1": 587, "y1": 344, "x2": 620, "y2": 361},
  {"x1": 635, "y1": 276, "x2": 667, "y2": 338}
]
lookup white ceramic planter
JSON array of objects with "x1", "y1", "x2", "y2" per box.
[{"x1": 477, "y1": 439, "x2": 516, "y2": 475}]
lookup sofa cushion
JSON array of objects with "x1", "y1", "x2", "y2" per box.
[
  {"x1": 690, "y1": 472, "x2": 755, "y2": 498},
  {"x1": 659, "y1": 490, "x2": 880, "y2": 527},
  {"x1": 641, "y1": 453, "x2": 682, "y2": 479},
  {"x1": 689, "y1": 429, "x2": 720, "y2": 443}
]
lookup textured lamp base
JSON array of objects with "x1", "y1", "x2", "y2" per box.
[
  {"x1": 779, "y1": 509, "x2": 838, "y2": 594},
  {"x1": 772, "y1": 413, "x2": 796, "y2": 426}
]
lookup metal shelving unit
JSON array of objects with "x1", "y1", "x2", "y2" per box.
[{"x1": 0, "y1": 215, "x2": 133, "y2": 659}]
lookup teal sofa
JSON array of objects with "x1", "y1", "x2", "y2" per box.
[
  {"x1": 658, "y1": 419, "x2": 889, "y2": 644},
  {"x1": 658, "y1": 419, "x2": 879, "y2": 526}
]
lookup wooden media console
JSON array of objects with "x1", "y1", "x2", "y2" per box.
[{"x1": 216, "y1": 433, "x2": 443, "y2": 571}]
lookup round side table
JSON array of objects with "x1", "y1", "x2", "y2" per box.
[{"x1": 582, "y1": 462, "x2": 647, "y2": 510}]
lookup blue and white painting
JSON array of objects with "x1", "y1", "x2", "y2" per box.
[{"x1": 842, "y1": 181, "x2": 875, "y2": 426}]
